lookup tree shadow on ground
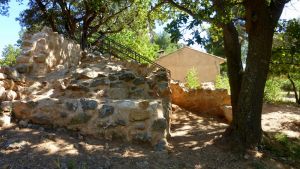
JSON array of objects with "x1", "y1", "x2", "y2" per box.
[{"x1": 0, "y1": 109, "x2": 295, "y2": 169}]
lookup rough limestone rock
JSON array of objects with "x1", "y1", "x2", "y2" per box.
[
  {"x1": 0, "y1": 114, "x2": 11, "y2": 127},
  {"x1": 222, "y1": 105, "x2": 233, "y2": 122},
  {"x1": 0, "y1": 73, "x2": 7, "y2": 80},
  {"x1": 9, "y1": 27, "x2": 171, "y2": 149},
  {"x1": 171, "y1": 80, "x2": 231, "y2": 119},
  {"x1": 5, "y1": 90, "x2": 17, "y2": 101},
  {"x1": 17, "y1": 27, "x2": 82, "y2": 77},
  {"x1": 0, "y1": 86, "x2": 5, "y2": 99}
]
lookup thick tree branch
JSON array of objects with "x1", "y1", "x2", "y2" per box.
[
  {"x1": 270, "y1": 0, "x2": 290, "y2": 26},
  {"x1": 35, "y1": 0, "x2": 57, "y2": 32},
  {"x1": 167, "y1": 0, "x2": 197, "y2": 18}
]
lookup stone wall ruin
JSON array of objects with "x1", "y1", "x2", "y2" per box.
[
  {"x1": 171, "y1": 80, "x2": 232, "y2": 122},
  {"x1": 0, "y1": 27, "x2": 171, "y2": 150}
]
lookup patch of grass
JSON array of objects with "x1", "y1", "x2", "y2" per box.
[{"x1": 262, "y1": 132, "x2": 300, "y2": 166}]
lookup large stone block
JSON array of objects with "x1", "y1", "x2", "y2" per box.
[
  {"x1": 107, "y1": 88, "x2": 128, "y2": 99},
  {"x1": 129, "y1": 110, "x2": 151, "y2": 121},
  {"x1": 80, "y1": 98, "x2": 98, "y2": 110},
  {"x1": 99, "y1": 105, "x2": 114, "y2": 118},
  {"x1": 1, "y1": 101, "x2": 12, "y2": 112},
  {"x1": 5, "y1": 90, "x2": 17, "y2": 101},
  {"x1": 0, "y1": 73, "x2": 7, "y2": 80},
  {"x1": 0, "y1": 86, "x2": 5, "y2": 99},
  {"x1": 118, "y1": 71, "x2": 136, "y2": 81},
  {"x1": 0, "y1": 113, "x2": 11, "y2": 127},
  {"x1": 222, "y1": 105, "x2": 232, "y2": 123}
]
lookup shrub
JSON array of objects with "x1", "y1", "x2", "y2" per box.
[
  {"x1": 186, "y1": 67, "x2": 200, "y2": 89},
  {"x1": 215, "y1": 75, "x2": 230, "y2": 93},
  {"x1": 264, "y1": 78, "x2": 282, "y2": 103},
  {"x1": 0, "y1": 44, "x2": 20, "y2": 66}
]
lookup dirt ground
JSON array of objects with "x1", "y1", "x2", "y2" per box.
[{"x1": 0, "y1": 103, "x2": 299, "y2": 169}]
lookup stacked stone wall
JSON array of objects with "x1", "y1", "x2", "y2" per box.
[
  {"x1": 0, "y1": 27, "x2": 171, "y2": 150},
  {"x1": 16, "y1": 27, "x2": 82, "y2": 77}
]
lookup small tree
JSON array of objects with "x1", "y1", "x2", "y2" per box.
[
  {"x1": 186, "y1": 67, "x2": 200, "y2": 89},
  {"x1": 0, "y1": 44, "x2": 20, "y2": 66}
]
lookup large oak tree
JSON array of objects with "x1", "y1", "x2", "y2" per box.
[{"x1": 154, "y1": 0, "x2": 290, "y2": 150}]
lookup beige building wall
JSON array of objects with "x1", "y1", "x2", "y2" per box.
[{"x1": 156, "y1": 47, "x2": 225, "y2": 83}]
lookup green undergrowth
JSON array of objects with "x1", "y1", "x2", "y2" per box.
[{"x1": 262, "y1": 132, "x2": 300, "y2": 167}]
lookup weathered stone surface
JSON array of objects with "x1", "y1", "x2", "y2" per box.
[
  {"x1": 156, "y1": 82, "x2": 170, "y2": 96},
  {"x1": 75, "y1": 69, "x2": 99, "y2": 79},
  {"x1": 8, "y1": 27, "x2": 171, "y2": 149},
  {"x1": 132, "y1": 77, "x2": 145, "y2": 85},
  {"x1": 90, "y1": 78, "x2": 107, "y2": 87},
  {"x1": 138, "y1": 100, "x2": 149, "y2": 109},
  {"x1": 65, "y1": 101, "x2": 79, "y2": 111},
  {"x1": 0, "y1": 114, "x2": 11, "y2": 127},
  {"x1": 154, "y1": 139, "x2": 168, "y2": 151},
  {"x1": 107, "y1": 88, "x2": 128, "y2": 99},
  {"x1": 66, "y1": 84, "x2": 89, "y2": 92},
  {"x1": 30, "y1": 114, "x2": 51, "y2": 125},
  {"x1": 5, "y1": 90, "x2": 17, "y2": 101},
  {"x1": 115, "y1": 119, "x2": 127, "y2": 126},
  {"x1": 99, "y1": 105, "x2": 114, "y2": 118},
  {"x1": 109, "y1": 81, "x2": 125, "y2": 88},
  {"x1": 19, "y1": 120, "x2": 28, "y2": 127},
  {"x1": 222, "y1": 105, "x2": 232, "y2": 123},
  {"x1": 133, "y1": 122, "x2": 146, "y2": 130},
  {"x1": 80, "y1": 99, "x2": 98, "y2": 110},
  {"x1": 12, "y1": 101, "x2": 34, "y2": 119},
  {"x1": 70, "y1": 113, "x2": 91, "y2": 125},
  {"x1": 171, "y1": 80, "x2": 231, "y2": 117},
  {"x1": 108, "y1": 74, "x2": 118, "y2": 81},
  {"x1": 16, "y1": 64, "x2": 31, "y2": 74},
  {"x1": 155, "y1": 71, "x2": 168, "y2": 81},
  {"x1": 1, "y1": 101, "x2": 12, "y2": 112},
  {"x1": 0, "y1": 73, "x2": 7, "y2": 80},
  {"x1": 129, "y1": 110, "x2": 150, "y2": 121},
  {"x1": 118, "y1": 71, "x2": 135, "y2": 81},
  {"x1": 0, "y1": 86, "x2": 5, "y2": 99},
  {"x1": 133, "y1": 132, "x2": 151, "y2": 142},
  {"x1": 33, "y1": 55, "x2": 47, "y2": 63},
  {"x1": 130, "y1": 88, "x2": 148, "y2": 99},
  {"x1": 152, "y1": 118, "x2": 167, "y2": 131},
  {"x1": 16, "y1": 55, "x2": 32, "y2": 63},
  {"x1": 201, "y1": 82, "x2": 215, "y2": 90},
  {"x1": 16, "y1": 26, "x2": 82, "y2": 76},
  {"x1": 6, "y1": 68, "x2": 21, "y2": 81}
]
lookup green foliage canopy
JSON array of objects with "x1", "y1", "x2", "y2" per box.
[{"x1": 17, "y1": 0, "x2": 153, "y2": 49}]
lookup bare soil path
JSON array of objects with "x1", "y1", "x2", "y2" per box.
[{"x1": 0, "y1": 103, "x2": 299, "y2": 169}]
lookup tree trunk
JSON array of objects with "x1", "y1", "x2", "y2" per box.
[
  {"x1": 81, "y1": 28, "x2": 88, "y2": 50},
  {"x1": 222, "y1": 22, "x2": 243, "y2": 133},
  {"x1": 227, "y1": 0, "x2": 286, "y2": 149},
  {"x1": 288, "y1": 74, "x2": 300, "y2": 104}
]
